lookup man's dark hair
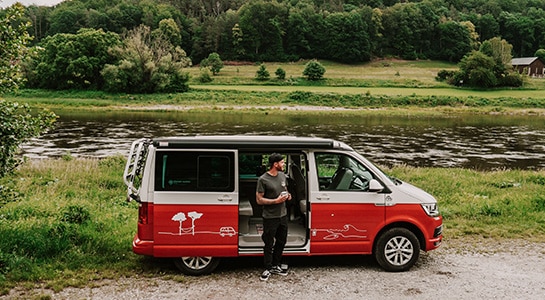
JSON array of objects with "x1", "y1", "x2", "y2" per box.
[{"x1": 268, "y1": 153, "x2": 283, "y2": 166}]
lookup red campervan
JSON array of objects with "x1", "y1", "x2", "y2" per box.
[{"x1": 123, "y1": 136, "x2": 442, "y2": 275}]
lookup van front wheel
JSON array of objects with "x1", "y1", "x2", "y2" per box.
[
  {"x1": 374, "y1": 228, "x2": 420, "y2": 272},
  {"x1": 174, "y1": 256, "x2": 220, "y2": 275}
]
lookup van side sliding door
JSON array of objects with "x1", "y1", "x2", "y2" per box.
[{"x1": 152, "y1": 149, "x2": 239, "y2": 257}]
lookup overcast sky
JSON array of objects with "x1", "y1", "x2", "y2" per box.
[{"x1": 1, "y1": 0, "x2": 64, "y2": 8}]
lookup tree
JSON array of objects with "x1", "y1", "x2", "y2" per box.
[
  {"x1": 153, "y1": 18, "x2": 182, "y2": 47},
  {"x1": 479, "y1": 37, "x2": 513, "y2": 69},
  {"x1": 1, "y1": 5, "x2": 57, "y2": 180},
  {"x1": 238, "y1": 0, "x2": 288, "y2": 61},
  {"x1": 24, "y1": 28, "x2": 121, "y2": 90},
  {"x1": 200, "y1": 52, "x2": 224, "y2": 75},
  {"x1": 255, "y1": 64, "x2": 270, "y2": 81},
  {"x1": 303, "y1": 60, "x2": 325, "y2": 81},
  {"x1": 437, "y1": 21, "x2": 473, "y2": 62},
  {"x1": 321, "y1": 11, "x2": 371, "y2": 63},
  {"x1": 101, "y1": 24, "x2": 192, "y2": 93},
  {"x1": 535, "y1": 49, "x2": 545, "y2": 63},
  {"x1": 0, "y1": 3, "x2": 31, "y2": 94},
  {"x1": 458, "y1": 51, "x2": 497, "y2": 88}
]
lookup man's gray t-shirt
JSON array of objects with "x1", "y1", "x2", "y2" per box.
[{"x1": 256, "y1": 171, "x2": 288, "y2": 219}]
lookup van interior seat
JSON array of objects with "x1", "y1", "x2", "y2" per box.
[
  {"x1": 289, "y1": 163, "x2": 307, "y2": 216},
  {"x1": 328, "y1": 167, "x2": 354, "y2": 190}
]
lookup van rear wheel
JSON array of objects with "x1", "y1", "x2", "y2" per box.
[
  {"x1": 374, "y1": 228, "x2": 420, "y2": 272},
  {"x1": 174, "y1": 256, "x2": 220, "y2": 275}
]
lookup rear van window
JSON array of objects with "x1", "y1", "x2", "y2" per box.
[{"x1": 155, "y1": 151, "x2": 235, "y2": 192}]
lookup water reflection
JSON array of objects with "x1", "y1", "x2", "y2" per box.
[{"x1": 21, "y1": 110, "x2": 545, "y2": 170}]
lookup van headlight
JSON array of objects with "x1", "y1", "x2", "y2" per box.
[{"x1": 421, "y1": 203, "x2": 440, "y2": 217}]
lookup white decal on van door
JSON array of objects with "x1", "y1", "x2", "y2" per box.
[
  {"x1": 158, "y1": 211, "x2": 237, "y2": 237},
  {"x1": 311, "y1": 224, "x2": 367, "y2": 240}
]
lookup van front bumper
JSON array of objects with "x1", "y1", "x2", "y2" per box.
[{"x1": 428, "y1": 224, "x2": 443, "y2": 250}]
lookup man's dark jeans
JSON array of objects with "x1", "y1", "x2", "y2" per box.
[{"x1": 262, "y1": 215, "x2": 288, "y2": 269}]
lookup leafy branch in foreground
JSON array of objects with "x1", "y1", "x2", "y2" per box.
[{"x1": 0, "y1": 100, "x2": 57, "y2": 178}]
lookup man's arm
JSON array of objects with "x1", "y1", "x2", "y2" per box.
[{"x1": 256, "y1": 191, "x2": 288, "y2": 205}]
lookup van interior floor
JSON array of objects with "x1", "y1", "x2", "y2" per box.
[{"x1": 238, "y1": 217, "x2": 307, "y2": 248}]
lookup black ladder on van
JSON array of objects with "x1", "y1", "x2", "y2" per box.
[{"x1": 123, "y1": 138, "x2": 151, "y2": 202}]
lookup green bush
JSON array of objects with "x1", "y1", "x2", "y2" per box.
[
  {"x1": 303, "y1": 60, "x2": 325, "y2": 81},
  {"x1": 275, "y1": 67, "x2": 286, "y2": 80},
  {"x1": 255, "y1": 64, "x2": 270, "y2": 81}
]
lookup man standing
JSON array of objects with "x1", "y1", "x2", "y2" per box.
[{"x1": 256, "y1": 153, "x2": 291, "y2": 281}]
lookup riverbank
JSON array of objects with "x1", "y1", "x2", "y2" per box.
[{"x1": 4, "y1": 88, "x2": 545, "y2": 116}]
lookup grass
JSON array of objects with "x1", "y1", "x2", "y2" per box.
[
  {"x1": 187, "y1": 59, "x2": 545, "y2": 90},
  {"x1": 1, "y1": 157, "x2": 545, "y2": 292}
]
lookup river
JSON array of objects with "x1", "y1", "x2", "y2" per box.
[{"x1": 21, "y1": 109, "x2": 545, "y2": 170}]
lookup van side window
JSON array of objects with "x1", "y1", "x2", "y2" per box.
[
  {"x1": 155, "y1": 151, "x2": 234, "y2": 192},
  {"x1": 315, "y1": 153, "x2": 374, "y2": 191}
]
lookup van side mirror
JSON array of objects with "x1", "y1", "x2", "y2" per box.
[{"x1": 369, "y1": 179, "x2": 384, "y2": 192}]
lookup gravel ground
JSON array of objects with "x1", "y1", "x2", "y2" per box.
[{"x1": 3, "y1": 239, "x2": 545, "y2": 300}]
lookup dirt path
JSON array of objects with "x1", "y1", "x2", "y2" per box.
[{"x1": 3, "y1": 239, "x2": 545, "y2": 299}]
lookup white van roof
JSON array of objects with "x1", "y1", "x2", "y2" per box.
[{"x1": 153, "y1": 135, "x2": 353, "y2": 151}]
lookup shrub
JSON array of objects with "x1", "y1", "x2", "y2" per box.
[
  {"x1": 275, "y1": 67, "x2": 286, "y2": 80},
  {"x1": 303, "y1": 60, "x2": 325, "y2": 81},
  {"x1": 255, "y1": 64, "x2": 270, "y2": 81},
  {"x1": 500, "y1": 72, "x2": 524, "y2": 87},
  {"x1": 436, "y1": 69, "x2": 456, "y2": 82},
  {"x1": 198, "y1": 69, "x2": 213, "y2": 83}
]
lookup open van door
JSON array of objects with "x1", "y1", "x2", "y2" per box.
[{"x1": 151, "y1": 149, "x2": 239, "y2": 263}]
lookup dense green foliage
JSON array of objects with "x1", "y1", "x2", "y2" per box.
[
  {"x1": 0, "y1": 101, "x2": 57, "y2": 178},
  {"x1": 6, "y1": 0, "x2": 545, "y2": 64},
  {"x1": 101, "y1": 25, "x2": 191, "y2": 93},
  {"x1": 439, "y1": 37, "x2": 525, "y2": 88},
  {"x1": 0, "y1": 4, "x2": 31, "y2": 94},
  {"x1": 3, "y1": 0, "x2": 544, "y2": 91},
  {"x1": 23, "y1": 28, "x2": 120, "y2": 90}
]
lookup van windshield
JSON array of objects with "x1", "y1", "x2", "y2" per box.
[{"x1": 352, "y1": 152, "x2": 399, "y2": 186}]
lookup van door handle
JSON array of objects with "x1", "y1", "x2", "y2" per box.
[
  {"x1": 218, "y1": 195, "x2": 233, "y2": 202},
  {"x1": 316, "y1": 194, "x2": 330, "y2": 201}
]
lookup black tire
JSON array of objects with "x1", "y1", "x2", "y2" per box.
[
  {"x1": 173, "y1": 256, "x2": 220, "y2": 276},
  {"x1": 374, "y1": 228, "x2": 420, "y2": 272}
]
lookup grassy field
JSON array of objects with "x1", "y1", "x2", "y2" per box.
[
  {"x1": 4, "y1": 59, "x2": 544, "y2": 116},
  {"x1": 187, "y1": 59, "x2": 545, "y2": 90},
  {"x1": 1, "y1": 157, "x2": 545, "y2": 292}
]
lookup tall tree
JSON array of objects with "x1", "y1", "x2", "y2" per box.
[
  {"x1": 238, "y1": 0, "x2": 288, "y2": 61},
  {"x1": 322, "y1": 11, "x2": 371, "y2": 63},
  {"x1": 101, "y1": 24, "x2": 192, "y2": 93},
  {"x1": 437, "y1": 21, "x2": 472, "y2": 62},
  {"x1": 0, "y1": 3, "x2": 32, "y2": 94}
]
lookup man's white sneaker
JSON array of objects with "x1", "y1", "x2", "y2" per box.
[
  {"x1": 260, "y1": 269, "x2": 271, "y2": 281},
  {"x1": 270, "y1": 265, "x2": 288, "y2": 276}
]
